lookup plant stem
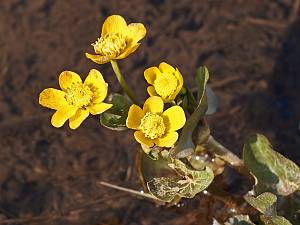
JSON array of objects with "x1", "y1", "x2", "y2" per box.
[
  {"x1": 205, "y1": 135, "x2": 253, "y2": 181},
  {"x1": 110, "y1": 60, "x2": 139, "y2": 104},
  {"x1": 206, "y1": 135, "x2": 243, "y2": 167}
]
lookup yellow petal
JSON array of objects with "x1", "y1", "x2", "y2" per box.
[
  {"x1": 126, "y1": 104, "x2": 144, "y2": 129},
  {"x1": 85, "y1": 53, "x2": 110, "y2": 64},
  {"x1": 39, "y1": 88, "x2": 68, "y2": 110},
  {"x1": 163, "y1": 105, "x2": 186, "y2": 131},
  {"x1": 84, "y1": 69, "x2": 108, "y2": 102},
  {"x1": 159, "y1": 62, "x2": 175, "y2": 74},
  {"x1": 143, "y1": 96, "x2": 164, "y2": 114},
  {"x1": 115, "y1": 43, "x2": 140, "y2": 59},
  {"x1": 175, "y1": 68, "x2": 184, "y2": 87},
  {"x1": 85, "y1": 69, "x2": 105, "y2": 84},
  {"x1": 69, "y1": 108, "x2": 90, "y2": 129},
  {"x1": 168, "y1": 69, "x2": 184, "y2": 101},
  {"x1": 51, "y1": 106, "x2": 77, "y2": 128},
  {"x1": 127, "y1": 23, "x2": 146, "y2": 44},
  {"x1": 101, "y1": 15, "x2": 128, "y2": 37},
  {"x1": 155, "y1": 132, "x2": 178, "y2": 147},
  {"x1": 144, "y1": 67, "x2": 160, "y2": 85},
  {"x1": 134, "y1": 131, "x2": 154, "y2": 147},
  {"x1": 147, "y1": 86, "x2": 157, "y2": 97},
  {"x1": 59, "y1": 71, "x2": 82, "y2": 91},
  {"x1": 88, "y1": 102, "x2": 112, "y2": 115}
]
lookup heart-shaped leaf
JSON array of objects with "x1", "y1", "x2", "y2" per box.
[
  {"x1": 100, "y1": 93, "x2": 132, "y2": 131},
  {"x1": 147, "y1": 159, "x2": 214, "y2": 202},
  {"x1": 244, "y1": 192, "x2": 277, "y2": 215},
  {"x1": 243, "y1": 134, "x2": 300, "y2": 196}
]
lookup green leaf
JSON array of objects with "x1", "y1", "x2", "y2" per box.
[
  {"x1": 244, "y1": 192, "x2": 277, "y2": 215},
  {"x1": 181, "y1": 166, "x2": 214, "y2": 198},
  {"x1": 182, "y1": 88, "x2": 197, "y2": 115},
  {"x1": 147, "y1": 177, "x2": 185, "y2": 202},
  {"x1": 243, "y1": 134, "x2": 300, "y2": 196},
  {"x1": 147, "y1": 159, "x2": 214, "y2": 202},
  {"x1": 225, "y1": 215, "x2": 256, "y2": 225},
  {"x1": 171, "y1": 66, "x2": 209, "y2": 158},
  {"x1": 195, "y1": 66, "x2": 209, "y2": 101},
  {"x1": 260, "y1": 215, "x2": 292, "y2": 225},
  {"x1": 100, "y1": 93, "x2": 132, "y2": 131}
]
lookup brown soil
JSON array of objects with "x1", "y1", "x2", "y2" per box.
[{"x1": 0, "y1": 0, "x2": 299, "y2": 224}]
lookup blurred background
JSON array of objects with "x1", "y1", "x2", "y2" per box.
[{"x1": 0, "y1": 0, "x2": 299, "y2": 224}]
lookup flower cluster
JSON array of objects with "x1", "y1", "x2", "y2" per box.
[{"x1": 39, "y1": 14, "x2": 186, "y2": 149}]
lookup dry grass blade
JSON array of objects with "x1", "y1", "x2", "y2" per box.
[{"x1": 98, "y1": 181, "x2": 165, "y2": 204}]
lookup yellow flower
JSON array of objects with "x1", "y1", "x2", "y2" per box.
[
  {"x1": 39, "y1": 69, "x2": 112, "y2": 129},
  {"x1": 126, "y1": 96, "x2": 186, "y2": 148},
  {"x1": 86, "y1": 15, "x2": 146, "y2": 64},
  {"x1": 144, "y1": 62, "x2": 183, "y2": 102}
]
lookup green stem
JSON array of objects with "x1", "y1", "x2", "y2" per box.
[
  {"x1": 206, "y1": 135, "x2": 243, "y2": 167},
  {"x1": 110, "y1": 60, "x2": 139, "y2": 104},
  {"x1": 205, "y1": 135, "x2": 253, "y2": 181}
]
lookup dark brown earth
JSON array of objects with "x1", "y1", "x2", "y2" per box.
[{"x1": 0, "y1": 0, "x2": 299, "y2": 224}]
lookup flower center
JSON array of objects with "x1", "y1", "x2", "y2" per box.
[
  {"x1": 154, "y1": 73, "x2": 178, "y2": 98},
  {"x1": 65, "y1": 82, "x2": 93, "y2": 108},
  {"x1": 92, "y1": 33, "x2": 127, "y2": 57},
  {"x1": 139, "y1": 112, "x2": 166, "y2": 139}
]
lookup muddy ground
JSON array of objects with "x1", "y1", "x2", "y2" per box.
[{"x1": 0, "y1": 0, "x2": 299, "y2": 224}]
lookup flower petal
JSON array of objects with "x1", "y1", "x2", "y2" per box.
[
  {"x1": 39, "y1": 88, "x2": 68, "y2": 110},
  {"x1": 134, "y1": 131, "x2": 154, "y2": 147},
  {"x1": 85, "y1": 69, "x2": 105, "y2": 84},
  {"x1": 51, "y1": 106, "x2": 77, "y2": 128},
  {"x1": 115, "y1": 43, "x2": 140, "y2": 59},
  {"x1": 144, "y1": 67, "x2": 160, "y2": 85},
  {"x1": 163, "y1": 105, "x2": 186, "y2": 131},
  {"x1": 126, "y1": 104, "x2": 144, "y2": 129},
  {"x1": 85, "y1": 53, "x2": 110, "y2": 64},
  {"x1": 175, "y1": 68, "x2": 184, "y2": 87},
  {"x1": 59, "y1": 71, "x2": 82, "y2": 91},
  {"x1": 147, "y1": 86, "x2": 157, "y2": 97},
  {"x1": 143, "y1": 96, "x2": 164, "y2": 114},
  {"x1": 101, "y1": 15, "x2": 128, "y2": 37},
  {"x1": 168, "y1": 69, "x2": 184, "y2": 101},
  {"x1": 88, "y1": 102, "x2": 112, "y2": 115},
  {"x1": 155, "y1": 132, "x2": 178, "y2": 147},
  {"x1": 127, "y1": 23, "x2": 146, "y2": 44},
  {"x1": 69, "y1": 108, "x2": 89, "y2": 129},
  {"x1": 159, "y1": 62, "x2": 175, "y2": 74},
  {"x1": 84, "y1": 69, "x2": 108, "y2": 103}
]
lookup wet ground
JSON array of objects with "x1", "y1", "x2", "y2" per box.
[{"x1": 0, "y1": 0, "x2": 299, "y2": 224}]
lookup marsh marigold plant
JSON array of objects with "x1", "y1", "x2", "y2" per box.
[{"x1": 38, "y1": 14, "x2": 300, "y2": 225}]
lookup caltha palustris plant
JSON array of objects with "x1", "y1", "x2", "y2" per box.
[{"x1": 39, "y1": 15, "x2": 300, "y2": 224}]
